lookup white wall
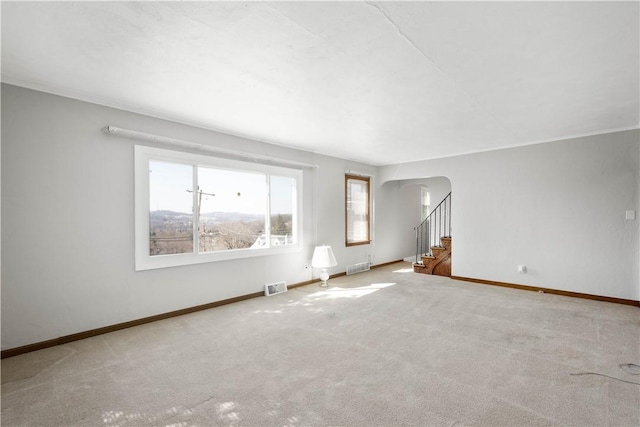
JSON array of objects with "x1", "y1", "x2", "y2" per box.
[
  {"x1": 381, "y1": 129, "x2": 640, "y2": 300},
  {"x1": 422, "y1": 177, "x2": 452, "y2": 214},
  {"x1": 1, "y1": 85, "x2": 403, "y2": 350},
  {"x1": 3, "y1": 83, "x2": 638, "y2": 350}
]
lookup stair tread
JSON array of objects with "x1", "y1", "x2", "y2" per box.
[{"x1": 417, "y1": 237, "x2": 451, "y2": 277}]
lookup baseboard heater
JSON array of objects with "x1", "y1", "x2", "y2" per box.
[{"x1": 347, "y1": 262, "x2": 370, "y2": 275}]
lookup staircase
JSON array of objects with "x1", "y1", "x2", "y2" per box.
[
  {"x1": 412, "y1": 192, "x2": 452, "y2": 277},
  {"x1": 413, "y1": 236, "x2": 451, "y2": 276}
]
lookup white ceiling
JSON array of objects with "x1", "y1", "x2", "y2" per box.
[{"x1": 2, "y1": 1, "x2": 638, "y2": 165}]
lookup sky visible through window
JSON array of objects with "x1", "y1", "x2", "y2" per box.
[{"x1": 149, "y1": 161, "x2": 294, "y2": 215}]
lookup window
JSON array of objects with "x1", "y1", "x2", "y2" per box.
[
  {"x1": 345, "y1": 174, "x2": 371, "y2": 246},
  {"x1": 421, "y1": 187, "x2": 430, "y2": 221},
  {"x1": 136, "y1": 146, "x2": 302, "y2": 270}
]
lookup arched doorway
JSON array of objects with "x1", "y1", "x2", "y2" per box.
[{"x1": 398, "y1": 177, "x2": 452, "y2": 276}]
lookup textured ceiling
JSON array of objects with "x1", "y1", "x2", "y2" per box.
[{"x1": 2, "y1": 1, "x2": 638, "y2": 165}]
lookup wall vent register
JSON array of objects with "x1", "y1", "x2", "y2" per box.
[
  {"x1": 265, "y1": 281, "x2": 288, "y2": 296},
  {"x1": 347, "y1": 262, "x2": 371, "y2": 275}
]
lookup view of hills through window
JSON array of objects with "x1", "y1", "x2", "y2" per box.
[{"x1": 149, "y1": 161, "x2": 295, "y2": 256}]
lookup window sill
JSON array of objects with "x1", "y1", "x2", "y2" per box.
[
  {"x1": 136, "y1": 244, "x2": 301, "y2": 271},
  {"x1": 346, "y1": 240, "x2": 371, "y2": 247}
]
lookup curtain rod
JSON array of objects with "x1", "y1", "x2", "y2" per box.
[{"x1": 102, "y1": 126, "x2": 318, "y2": 169}]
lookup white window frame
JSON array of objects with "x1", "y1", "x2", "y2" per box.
[
  {"x1": 135, "y1": 145, "x2": 303, "y2": 271},
  {"x1": 421, "y1": 186, "x2": 431, "y2": 221}
]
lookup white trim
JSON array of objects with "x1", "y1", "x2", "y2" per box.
[
  {"x1": 383, "y1": 125, "x2": 640, "y2": 165},
  {"x1": 5, "y1": 80, "x2": 638, "y2": 167},
  {"x1": 135, "y1": 145, "x2": 303, "y2": 271}
]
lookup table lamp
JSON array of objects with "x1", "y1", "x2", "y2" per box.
[{"x1": 312, "y1": 245, "x2": 337, "y2": 287}]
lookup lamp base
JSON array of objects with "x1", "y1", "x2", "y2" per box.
[{"x1": 319, "y1": 268, "x2": 330, "y2": 287}]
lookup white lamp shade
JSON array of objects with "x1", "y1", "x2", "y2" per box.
[{"x1": 311, "y1": 245, "x2": 337, "y2": 268}]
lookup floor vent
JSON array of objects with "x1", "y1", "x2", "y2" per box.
[
  {"x1": 265, "y1": 281, "x2": 288, "y2": 296},
  {"x1": 347, "y1": 262, "x2": 370, "y2": 275}
]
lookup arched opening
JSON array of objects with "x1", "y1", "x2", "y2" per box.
[{"x1": 396, "y1": 177, "x2": 452, "y2": 276}]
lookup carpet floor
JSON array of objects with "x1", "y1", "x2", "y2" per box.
[{"x1": 2, "y1": 262, "x2": 639, "y2": 426}]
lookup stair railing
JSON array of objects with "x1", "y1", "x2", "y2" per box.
[{"x1": 414, "y1": 192, "x2": 451, "y2": 263}]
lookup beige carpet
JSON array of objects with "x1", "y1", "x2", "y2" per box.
[{"x1": 2, "y1": 262, "x2": 639, "y2": 426}]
